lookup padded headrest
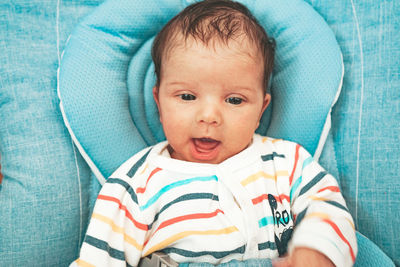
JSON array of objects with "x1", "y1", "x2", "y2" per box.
[{"x1": 58, "y1": 0, "x2": 343, "y2": 184}]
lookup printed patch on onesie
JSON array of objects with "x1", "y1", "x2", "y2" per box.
[{"x1": 267, "y1": 194, "x2": 293, "y2": 256}]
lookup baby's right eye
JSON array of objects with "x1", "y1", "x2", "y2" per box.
[{"x1": 180, "y1": 94, "x2": 196, "y2": 101}]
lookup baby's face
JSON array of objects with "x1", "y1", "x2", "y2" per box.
[{"x1": 153, "y1": 39, "x2": 270, "y2": 164}]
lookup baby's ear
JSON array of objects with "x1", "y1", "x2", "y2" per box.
[
  {"x1": 153, "y1": 86, "x2": 162, "y2": 122},
  {"x1": 153, "y1": 86, "x2": 160, "y2": 107},
  {"x1": 261, "y1": 93, "x2": 271, "y2": 115},
  {"x1": 256, "y1": 93, "x2": 271, "y2": 129}
]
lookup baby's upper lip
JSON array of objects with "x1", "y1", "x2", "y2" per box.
[
  {"x1": 193, "y1": 137, "x2": 220, "y2": 143},
  {"x1": 198, "y1": 137, "x2": 218, "y2": 141}
]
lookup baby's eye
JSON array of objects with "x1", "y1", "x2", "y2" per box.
[
  {"x1": 226, "y1": 97, "x2": 243, "y2": 105},
  {"x1": 180, "y1": 94, "x2": 196, "y2": 101}
]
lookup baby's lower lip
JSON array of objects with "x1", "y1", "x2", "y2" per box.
[{"x1": 190, "y1": 138, "x2": 221, "y2": 162}]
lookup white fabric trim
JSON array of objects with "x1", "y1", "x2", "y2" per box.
[
  {"x1": 57, "y1": 43, "x2": 107, "y2": 185},
  {"x1": 314, "y1": 54, "x2": 344, "y2": 161}
]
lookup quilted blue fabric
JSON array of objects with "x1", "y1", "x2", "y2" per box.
[{"x1": 0, "y1": 0, "x2": 398, "y2": 266}]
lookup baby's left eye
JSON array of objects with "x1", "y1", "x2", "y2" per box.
[{"x1": 226, "y1": 97, "x2": 243, "y2": 105}]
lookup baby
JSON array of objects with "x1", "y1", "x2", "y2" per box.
[{"x1": 72, "y1": 0, "x2": 357, "y2": 266}]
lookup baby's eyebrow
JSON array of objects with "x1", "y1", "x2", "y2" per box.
[
  {"x1": 162, "y1": 82, "x2": 256, "y2": 93},
  {"x1": 226, "y1": 85, "x2": 256, "y2": 92},
  {"x1": 163, "y1": 80, "x2": 199, "y2": 88},
  {"x1": 162, "y1": 81, "x2": 197, "y2": 92},
  {"x1": 165, "y1": 81, "x2": 190, "y2": 87}
]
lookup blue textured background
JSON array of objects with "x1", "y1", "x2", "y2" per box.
[
  {"x1": 0, "y1": 1, "x2": 102, "y2": 265},
  {"x1": 0, "y1": 0, "x2": 399, "y2": 266},
  {"x1": 312, "y1": 1, "x2": 400, "y2": 264}
]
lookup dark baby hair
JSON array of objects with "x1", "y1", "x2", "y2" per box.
[{"x1": 151, "y1": 0, "x2": 275, "y2": 91}]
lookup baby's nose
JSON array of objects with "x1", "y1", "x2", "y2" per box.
[{"x1": 196, "y1": 103, "x2": 222, "y2": 126}]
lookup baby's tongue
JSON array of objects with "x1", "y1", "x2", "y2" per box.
[{"x1": 193, "y1": 138, "x2": 220, "y2": 152}]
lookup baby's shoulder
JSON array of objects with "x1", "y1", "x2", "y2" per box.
[
  {"x1": 255, "y1": 134, "x2": 312, "y2": 160},
  {"x1": 110, "y1": 146, "x2": 153, "y2": 180},
  {"x1": 107, "y1": 142, "x2": 170, "y2": 192}
]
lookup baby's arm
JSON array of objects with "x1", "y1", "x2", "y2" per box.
[
  {"x1": 70, "y1": 174, "x2": 148, "y2": 267},
  {"x1": 286, "y1": 145, "x2": 357, "y2": 267}
]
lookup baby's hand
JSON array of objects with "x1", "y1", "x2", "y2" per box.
[{"x1": 272, "y1": 247, "x2": 335, "y2": 267}]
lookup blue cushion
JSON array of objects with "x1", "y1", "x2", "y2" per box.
[
  {"x1": 0, "y1": 1, "x2": 102, "y2": 265},
  {"x1": 58, "y1": 0, "x2": 343, "y2": 184},
  {"x1": 310, "y1": 1, "x2": 400, "y2": 265},
  {"x1": 354, "y1": 232, "x2": 395, "y2": 267}
]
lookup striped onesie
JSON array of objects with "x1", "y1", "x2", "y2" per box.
[{"x1": 72, "y1": 134, "x2": 357, "y2": 267}]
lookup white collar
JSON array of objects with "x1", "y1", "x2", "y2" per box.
[{"x1": 148, "y1": 134, "x2": 263, "y2": 175}]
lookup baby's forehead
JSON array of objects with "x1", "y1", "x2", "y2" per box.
[{"x1": 163, "y1": 34, "x2": 262, "y2": 63}]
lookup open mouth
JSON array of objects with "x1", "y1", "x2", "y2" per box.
[{"x1": 190, "y1": 138, "x2": 221, "y2": 162}]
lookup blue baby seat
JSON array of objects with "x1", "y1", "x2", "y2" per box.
[
  {"x1": 58, "y1": 0, "x2": 394, "y2": 265},
  {"x1": 58, "y1": 0, "x2": 343, "y2": 184}
]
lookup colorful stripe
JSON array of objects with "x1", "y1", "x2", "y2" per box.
[
  {"x1": 293, "y1": 211, "x2": 355, "y2": 263},
  {"x1": 136, "y1": 167, "x2": 162, "y2": 193},
  {"x1": 144, "y1": 226, "x2": 239, "y2": 256},
  {"x1": 146, "y1": 209, "x2": 225, "y2": 245},
  {"x1": 106, "y1": 178, "x2": 138, "y2": 204},
  {"x1": 304, "y1": 212, "x2": 331, "y2": 220},
  {"x1": 261, "y1": 137, "x2": 269, "y2": 143},
  {"x1": 324, "y1": 200, "x2": 350, "y2": 213},
  {"x1": 252, "y1": 194, "x2": 290, "y2": 205},
  {"x1": 258, "y1": 216, "x2": 275, "y2": 227},
  {"x1": 76, "y1": 259, "x2": 95, "y2": 267},
  {"x1": 84, "y1": 235, "x2": 125, "y2": 261},
  {"x1": 302, "y1": 156, "x2": 313, "y2": 169},
  {"x1": 289, "y1": 157, "x2": 313, "y2": 202},
  {"x1": 295, "y1": 207, "x2": 308, "y2": 225},
  {"x1": 97, "y1": 195, "x2": 148, "y2": 231},
  {"x1": 288, "y1": 144, "x2": 301, "y2": 185},
  {"x1": 162, "y1": 245, "x2": 246, "y2": 259},
  {"x1": 307, "y1": 197, "x2": 350, "y2": 213},
  {"x1": 258, "y1": 214, "x2": 293, "y2": 228},
  {"x1": 139, "y1": 163, "x2": 148, "y2": 175},
  {"x1": 261, "y1": 137, "x2": 283, "y2": 143},
  {"x1": 127, "y1": 149, "x2": 151, "y2": 178},
  {"x1": 305, "y1": 212, "x2": 354, "y2": 230},
  {"x1": 261, "y1": 137, "x2": 283, "y2": 144},
  {"x1": 317, "y1": 186, "x2": 340, "y2": 193},
  {"x1": 241, "y1": 170, "x2": 288, "y2": 186},
  {"x1": 290, "y1": 176, "x2": 302, "y2": 202},
  {"x1": 258, "y1": 241, "x2": 277, "y2": 251},
  {"x1": 322, "y1": 218, "x2": 356, "y2": 263},
  {"x1": 91, "y1": 213, "x2": 143, "y2": 250},
  {"x1": 149, "y1": 193, "x2": 219, "y2": 229},
  {"x1": 261, "y1": 152, "x2": 285, "y2": 162},
  {"x1": 308, "y1": 196, "x2": 330, "y2": 201},
  {"x1": 140, "y1": 176, "x2": 218, "y2": 211},
  {"x1": 298, "y1": 171, "x2": 327, "y2": 196}
]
